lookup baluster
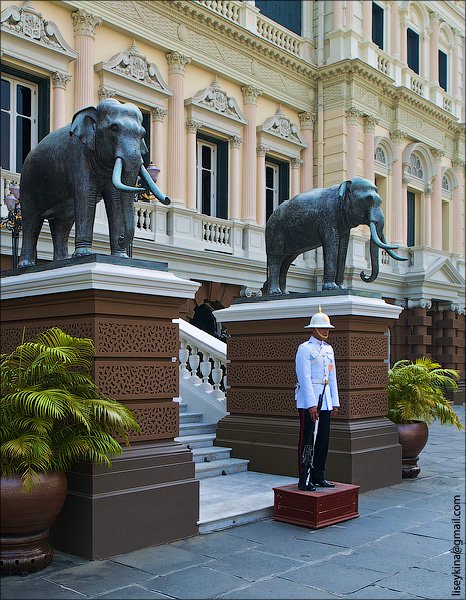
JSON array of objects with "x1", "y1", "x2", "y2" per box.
[
  {"x1": 188, "y1": 345, "x2": 201, "y2": 385},
  {"x1": 179, "y1": 339, "x2": 190, "y2": 379},
  {"x1": 199, "y1": 352, "x2": 213, "y2": 392},
  {"x1": 211, "y1": 359, "x2": 225, "y2": 400}
]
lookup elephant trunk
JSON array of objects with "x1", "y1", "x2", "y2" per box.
[
  {"x1": 112, "y1": 157, "x2": 141, "y2": 193},
  {"x1": 139, "y1": 165, "x2": 171, "y2": 205},
  {"x1": 360, "y1": 236, "x2": 379, "y2": 283}
]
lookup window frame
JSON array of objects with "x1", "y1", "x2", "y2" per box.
[
  {"x1": 407, "y1": 27, "x2": 420, "y2": 74},
  {"x1": 407, "y1": 189, "x2": 416, "y2": 247},
  {"x1": 438, "y1": 49, "x2": 448, "y2": 92},
  {"x1": 1, "y1": 65, "x2": 50, "y2": 173},
  {"x1": 265, "y1": 155, "x2": 290, "y2": 222},
  {"x1": 372, "y1": 2, "x2": 384, "y2": 50},
  {"x1": 196, "y1": 132, "x2": 229, "y2": 220}
]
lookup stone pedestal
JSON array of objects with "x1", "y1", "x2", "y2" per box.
[
  {"x1": 214, "y1": 292, "x2": 403, "y2": 492},
  {"x1": 1, "y1": 255, "x2": 200, "y2": 559}
]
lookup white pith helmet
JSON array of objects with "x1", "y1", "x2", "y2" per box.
[{"x1": 305, "y1": 305, "x2": 335, "y2": 329}]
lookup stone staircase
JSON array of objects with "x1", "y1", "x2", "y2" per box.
[{"x1": 175, "y1": 401, "x2": 250, "y2": 479}]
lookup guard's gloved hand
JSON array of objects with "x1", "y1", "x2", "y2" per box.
[
  {"x1": 332, "y1": 407, "x2": 339, "y2": 416},
  {"x1": 308, "y1": 406, "x2": 318, "y2": 422}
]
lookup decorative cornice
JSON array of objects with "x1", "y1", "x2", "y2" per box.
[
  {"x1": 186, "y1": 118, "x2": 203, "y2": 133},
  {"x1": 259, "y1": 107, "x2": 305, "y2": 146},
  {"x1": 1, "y1": 1, "x2": 77, "y2": 56},
  {"x1": 187, "y1": 78, "x2": 246, "y2": 123},
  {"x1": 363, "y1": 115, "x2": 379, "y2": 133},
  {"x1": 51, "y1": 71, "x2": 71, "y2": 90},
  {"x1": 166, "y1": 50, "x2": 191, "y2": 75},
  {"x1": 98, "y1": 86, "x2": 116, "y2": 101},
  {"x1": 72, "y1": 9, "x2": 102, "y2": 37},
  {"x1": 151, "y1": 107, "x2": 167, "y2": 122},
  {"x1": 229, "y1": 135, "x2": 243, "y2": 148},
  {"x1": 432, "y1": 148, "x2": 445, "y2": 162},
  {"x1": 299, "y1": 111, "x2": 317, "y2": 130},
  {"x1": 241, "y1": 85, "x2": 262, "y2": 105}
]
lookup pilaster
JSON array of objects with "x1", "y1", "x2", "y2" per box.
[
  {"x1": 256, "y1": 144, "x2": 268, "y2": 227},
  {"x1": 72, "y1": 10, "x2": 102, "y2": 110},
  {"x1": 299, "y1": 112, "x2": 315, "y2": 192},
  {"x1": 241, "y1": 85, "x2": 262, "y2": 223},
  {"x1": 151, "y1": 107, "x2": 167, "y2": 191},
  {"x1": 186, "y1": 119, "x2": 203, "y2": 211},
  {"x1": 51, "y1": 72, "x2": 71, "y2": 130},
  {"x1": 229, "y1": 135, "x2": 243, "y2": 221},
  {"x1": 431, "y1": 149, "x2": 444, "y2": 250}
]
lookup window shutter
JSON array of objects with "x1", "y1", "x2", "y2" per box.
[
  {"x1": 407, "y1": 28, "x2": 420, "y2": 74},
  {"x1": 438, "y1": 50, "x2": 448, "y2": 91},
  {"x1": 407, "y1": 191, "x2": 415, "y2": 247},
  {"x1": 372, "y1": 3, "x2": 384, "y2": 50},
  {"x1": 255, "y1": 1, "x2": 302, "y2": 36},
  {"x1": 141, "y1": 110, "x2": 151, "y2": 167},
  {"x1": 279, "y1": 161, "x2": 290, "y2": 204},
  {"x1": 216, "y1": 139, "x2": 228, "y2": 220}
]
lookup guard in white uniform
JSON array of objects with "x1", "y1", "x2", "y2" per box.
[{"x1": 296, "y1": 307, "x2": 340, "y2": 491}]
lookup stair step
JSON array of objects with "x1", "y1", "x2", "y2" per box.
[
  {"x1": 179, "y1": 411, "x2": 203, "y2": 424},
  {"x1": 195, "y1": 458, "x2": 250, "y2": 479},
  {"x1": 191, "y1": 446, "x2": 233, "y2": 464},
  {"x1": 176, "y1": 433, "x2": 216, "y2": 449},
  {"x1": 177, "y1": 401, "x2": 188, "y2": 413},
  {"x1": 178, "y1": 422, "x2": 217, "y2": 437}
]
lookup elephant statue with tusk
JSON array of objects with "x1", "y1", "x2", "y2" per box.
[
  {"x1": 18, "y1": 98, "x2": 170, "y2": 268},
  {"x1": 262, "y1": 176, "x2": 407, "y2": 295}
]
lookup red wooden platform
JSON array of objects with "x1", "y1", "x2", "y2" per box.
[{"x1": 273, "y1": 482, "x2": 360, "y2": 529}]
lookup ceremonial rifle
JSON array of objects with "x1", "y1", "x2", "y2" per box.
[{"x1": 301, "y1": 380, "x2": 327, "y2": 490}]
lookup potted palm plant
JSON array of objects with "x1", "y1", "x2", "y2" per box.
[
  {"x1": 0, "y1": 327, "x2": 140, "y2": 576},
  {"x1": 387, "y1": 356, "x2": 464, "y2": 478}
]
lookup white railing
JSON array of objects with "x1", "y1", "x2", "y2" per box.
[
  {"x1": 256, "y1": 15, "x2": 301, "y2": 56},
  {"x1": 377, "y1": 53, "x2": 390, "y2": 77},
  {"x1": 134, "y1": 202, "x2": 155, "y2": 239},
  {"x1": 410, "y1": 77, "x2": 424, "y2": 96},
  {"x1": 196, "y1": 0, "x2": 240, "y2": 23},
  {"x1": 202, "y1": 217, "x2": 232, "y2": 252},
  {"x1": 381, "y1": 250, "x2": 389, "y2": 266},
  {"x1": 175, "y1": 317, "x2": 227, "y2": 410},
  {"x1": 443, "y1": 97, "x2": 453, "y2": 113}
]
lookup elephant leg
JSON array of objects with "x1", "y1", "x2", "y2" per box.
[
  {"x1": 102, "y1": 188, "x2": 129, "y2": 257},
  {"x1": 18, "y1": 216, "x2": 43, "y2": 267},
  {"x1": 73, "y1": 184, "x2": 98, "y2": 258},
  {"x1": 49, "y1": 218, "x2": 74, "y2": 261},
  {"x1": 322, "y1": 233, "x2": 340, "y2": 290},
  {"x1": 335, "y1": 232, "x2": 350, "y2": 289},
  {"x1": 279, "y1": 253, "x2": 299, "y2": 294},
  {"x1": 267, "y1": 255, "x2": 284, "y2": 295}
]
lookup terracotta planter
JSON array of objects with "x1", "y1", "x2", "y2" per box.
[
  {"x1": 0, "y1": 472, "x2": 68, "y2": 576},
  {"x1": 397, "y1": 421, "x2": 429, "y2": 478}
]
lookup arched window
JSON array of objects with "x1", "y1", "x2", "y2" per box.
[
  {"x1": 407, "y1": 153, "x2": 423, "y2": 179},
  {"x1": 442, "y1": 175, "x2": 450, "y2": 192},
  {"x1": 375, "y1": 146, "x2": 386, "y2": 164}
]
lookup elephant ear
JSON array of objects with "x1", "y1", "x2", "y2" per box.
[
  {"x1": 338, "y1": 180, "x2": 351, "y2": 201},
  {"x1": 70, "y1": 106, "x2": 97, "y2": 150}
]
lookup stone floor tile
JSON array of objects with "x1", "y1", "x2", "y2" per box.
[
  {"x1": 253, "y1": 536, "x2": 347, "y2": 562},
  {"x1": 0, "y1": 578, "x2": 85, "y2": 599},
  {"x1": 170, "y1": 530, "x2": 259, "y2": 559},
  {"x1": 224, "y1": 519, "x2": 310, "y2": 544},
  {"x1": 144, "y1": 565, "x2": 245, "y2": 599},
  {"x1": 366, "y1": 531, "x2": 452, "y2": 559},
  {"x1": 111, "y1": 544, "x2": 213, "y2": 575},
  {"x1": 91, "y1": 583, "x2": 172, "y2": 599},
  {"x1": 406, "y1": 520, "x2": 453, "y2": 541},
  {"x1": 372, "y1": 566, "x2": 454, "y2": 599},
  {"x1": 48, "y1": 560, "x2": 153, "y2": 596},
  {"x1": 341, "y1": 584, "x2": 416, "y2": 599},
  {"x1": 281, "y1": 564, "x2": 386, "y2": 595},
  {"x1": 416, "y1": 550, "x2": 459, "y2": 575},
  {"x1": 217, "y1": 575, "x2": 340, "y2": 599}
]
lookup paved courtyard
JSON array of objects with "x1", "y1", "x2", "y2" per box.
[{"x1": 1, "y1": 405, "x2": 464, "y2": 600}]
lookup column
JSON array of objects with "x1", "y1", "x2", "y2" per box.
[
  {"x1": 429, "y1": 13, "x2": 440, "y2": 85},
  {"x1": 423, "y1": 184, "x2": 432, "y2": 247},
  {"x1": 421, "y1": 31, "x2": 430, "y2": 80},
  {"x1": 362, "y1": 0, "x2": 372, "y2": 41},
  {"x1": 51, "y1": 72, "x2": 71, "y2": 130},
  {"x1": 241, "y1": 85, "x2": 262, "y2": 223},
  {"x1": 256, "y1": 144, "x2": 267, "y2": 227},
  {"x1": 389, "y1": 130, "x2": 404, "y2": 245},
  {"x1": 452, "y1": 30, "x2": 459, "y2": 98},
  {"x1": 346, "y1": 107, "x2": 360, "y2": 179},
  {"x1": 400, "y1": 9, "x2": 408, "y2": 64},
  {"x1": 72, "y1": 10, "x2": 102, "y2": 111},
  {"x1": 299, "y1": 112, "x2": 315, "y2": 192},
  {"x1": 186, "y1": 119, "x2": 202, "y2": 211},
  {"x1": 166, "y1": 51, "x2": 191, "y2": 206},
  {"x1": 363, "y1": 115, "x2": 378, "y2": 181},
  {"x1": 452, "y1": 160, "x2": 464, "y2": 255},
  {"x1": 431, "y1": 150, "x2": 444, "y2": 250},
  {"x1": 401, "y1": 167, "x2": 409, "y2": 246},
  {"x1": 150, "y1": 107, "x2": 167, "y2": 191},
  {"x1": 333, "y1": 1, "x2": 343, "y2": 30},
  {"x1": 391, "y1": 1, "x2": 399, "y2": 59},
  {"x1": 290, "y1": 158, "x2": 301, "y2": 198},
  {"x1": 229, "y1": 136, "x2": 242, "y2": 221}
]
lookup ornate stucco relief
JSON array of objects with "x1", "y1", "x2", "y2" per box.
[
  {"x1": 323, "y1": 84, "x2": 344, "y2": 104},
  {"x1": 397, "y1": 109, "x2": 446, "y2": 147},
  {"x1": 352, "y1": 84, "x2": 379, "y2": 112},
  {"x1": 1, "y1": 1, "x2": 77, "y2": 58},
  {"x1": 187, "y1": 78, "x2": 246, "y2": 124},
  {"x1": 258, "y1": 108, "x2": 306, "y2": 147}
]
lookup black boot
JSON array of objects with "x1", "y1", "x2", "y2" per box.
[{"x1": 298, "y1": 475, "x2": 307, "y2": 491}]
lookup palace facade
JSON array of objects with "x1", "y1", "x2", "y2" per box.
[{"x1": 1, "y1": 0, "x2": 465, "y2": 378}]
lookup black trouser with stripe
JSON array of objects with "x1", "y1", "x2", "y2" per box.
[{"x1": 298, "y1": 408, "x2": 331, "y2": 484}]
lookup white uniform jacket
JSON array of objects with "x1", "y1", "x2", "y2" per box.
[{"x1": 295, "y1": 336, "x2": 340, "y2": 410}]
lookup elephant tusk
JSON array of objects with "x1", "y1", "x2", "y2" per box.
[
  {"x1": 369, "y1": 222, "x2": 399, "y2": 250},
  {"x1": 112, "y1": 158, "x2": 141, "y2": 193},
  {"x1": 139, "y1": 165, "x2": 171, "y2": 205},
  {"x1": 381, "y1": 232, "x2": 409, "y2": 261}
]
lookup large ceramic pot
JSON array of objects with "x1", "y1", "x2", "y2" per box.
[
  {"x1": 0, "y1": 472, "x2": 68, "y2": 576},
  {"x1": 397, "y1": 421, "x2": 429, "y2": 478}
]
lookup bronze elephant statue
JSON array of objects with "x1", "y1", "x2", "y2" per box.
[
  {"x1": 262, "y1": 176, "x2": 407, "y2": 295},
  {"x1": 18, "y1": 98, "x2": 170, "y2": 267}
]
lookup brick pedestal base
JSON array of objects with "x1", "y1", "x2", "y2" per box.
[{"x1": 215, "y1": 293, "x2": 403, "y2": 492}]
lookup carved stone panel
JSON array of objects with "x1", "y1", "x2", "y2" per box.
[
  {"x1": 228, "y1": 335, "x2": 305, "y2": 361},
  {"x1": 95, "y1": 319, "x2": 178, "y2": 356},
  {"x1": 228, "y1": 362, "x2": 295, "y2": 388},
  {"x1": 124, "y1": 402, "x2": 179, "y2": 441},
  {"x1": 0, "y1": 321, "x2": 94, "y2": 354},
  {"x1": 95, "y1": 361, "x2": 178, "y2": 400},
  {"x1": 227, "y1": 389, "x2": 296, "y2": 416}
]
